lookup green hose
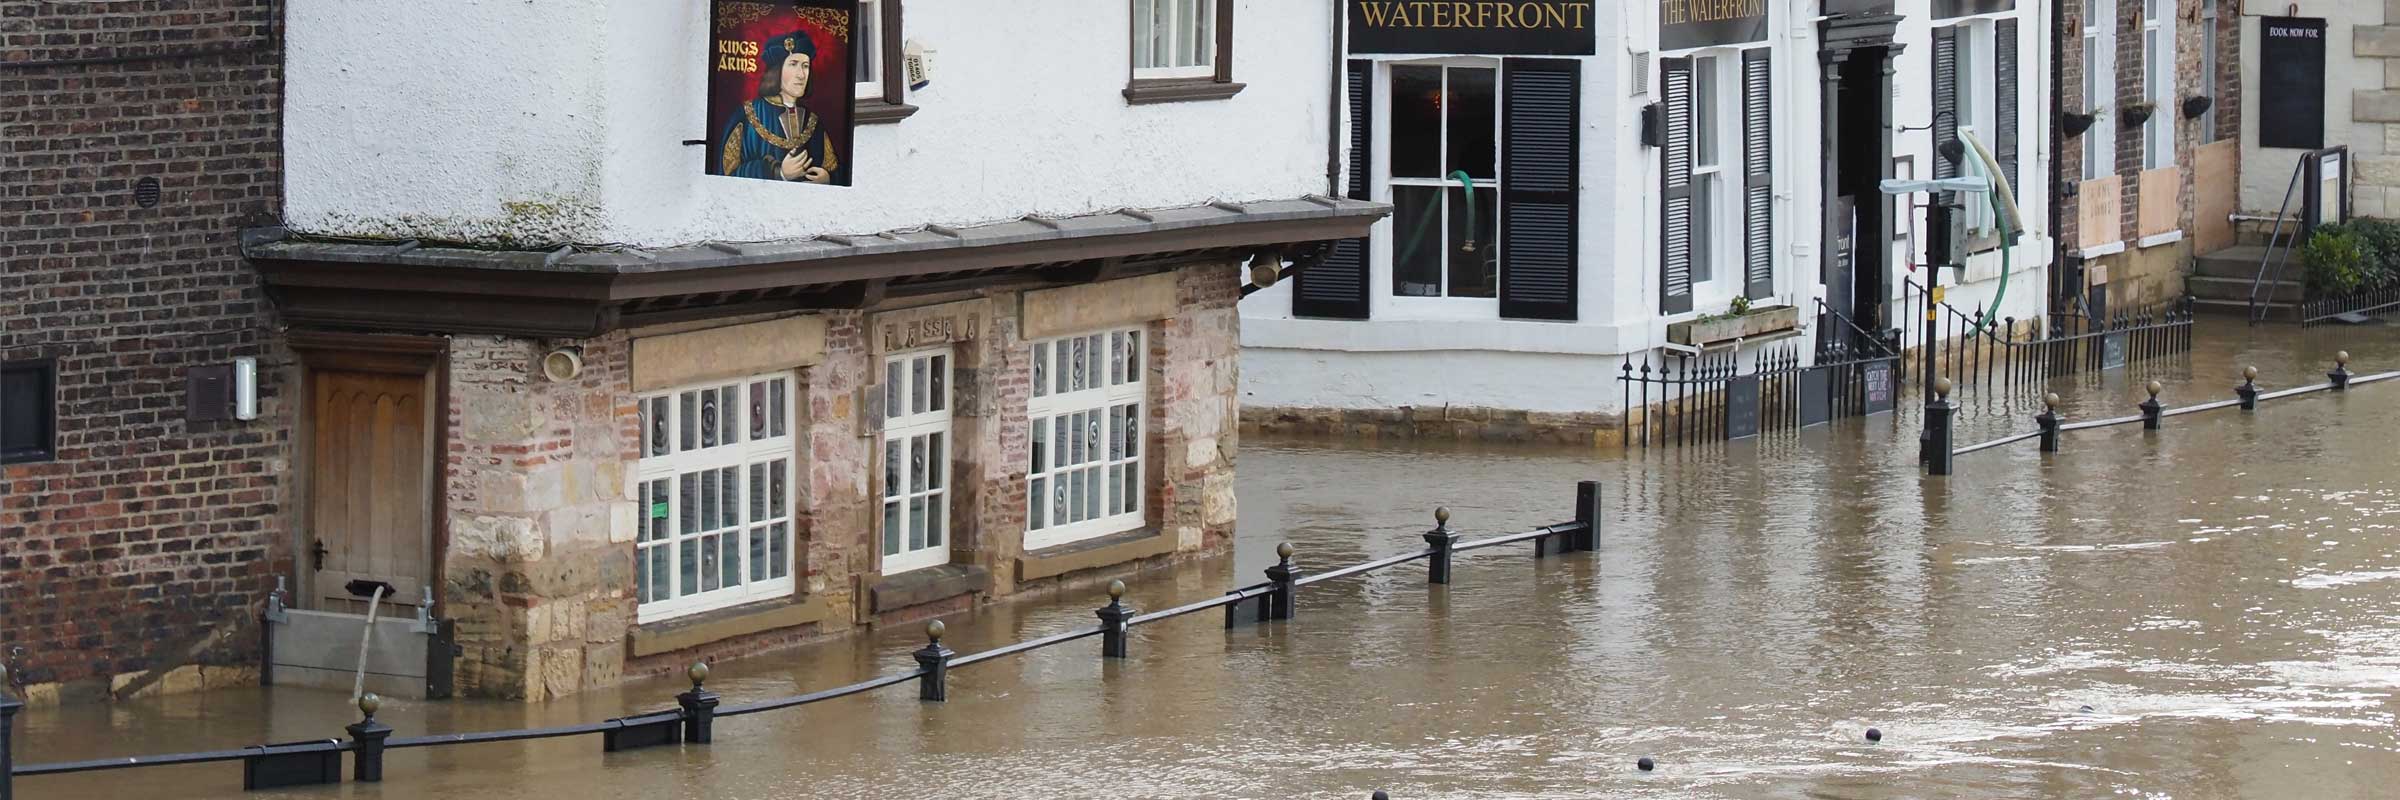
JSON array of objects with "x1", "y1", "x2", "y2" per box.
[
  {"x1": 1960, "y1": 134, "x2": 2018, "y2": 336},
  {"x1": 1393, "y1": 170, "x2": 1483, "y2": 271}
]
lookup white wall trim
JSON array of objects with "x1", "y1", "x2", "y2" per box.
[
  {"x1": 2079, "y1": 240, "x2": 2128, "y2": 258},
  {"x1": 2137, "y1": 230, "x2": 2185, "y2": 249}
]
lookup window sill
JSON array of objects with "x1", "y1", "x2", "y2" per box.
[
  {"x1": 2078, "y1": 241, "x2": 2127, "y2": 259},
  {"x1": 1122, "y1": 79, "x2": 1246, "y2": 106},
  {"x1": 855, "y1": 99, "x2": 920, "y2": 125},
  {"x1": 2138, "y1": 230, "x2": 2184, "y2": 249},
  {"x1": 628, "y1": 594, "x2": 831, "y2": 658},
  {"x1": 1016, "y1": 527, "x2": 1175, "y2": 582},
  {"x1": 868, "y1": 563, "x2": 992, "y2": 614}
]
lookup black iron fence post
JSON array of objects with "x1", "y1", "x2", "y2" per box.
[
  {"x1": 1574, "y1": 481, "x2": 1601, "y2": 552},
  {"x1": 2036, "y1": 393, "x2": 2062, "y2": 453},
  {"x1": 1926, "y1": 378, "x2": 1956, "y2": 476},
  {"x1": 1422, "y1": 508, "x2": 1458, "y2": 585},
  {"x1": 2238, "y1": 366, "x2": 2260, "y2": 411},
  {"x1": 2, "y1": 664, "x2": 19, "y2": 800},
  {"x1": 1096, "y1": 580, "x2": 1134, "y2": 659},
  {"x1": 677, "y1": 662, "x2": 719, "y2": 744},
  {"x1": 345, "y1": 693, "x2": 392, "y2": 784},
  {"x1": 2141, "y1": 381, "x2": 2164, "y2": 430},
  {"x1": 2331, "y1": 351, "x2": 2352, "y2": 391},
  {"x1": 914, "y1": 621, "x2": 954, "y2": 702},
  {"x1": 1265, "y1": 543, "x2": 1301, "y2": 620}
]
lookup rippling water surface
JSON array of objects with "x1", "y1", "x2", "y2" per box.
[{"x1": 18, "y1": 323, "x2": 2400, "y2": 799}]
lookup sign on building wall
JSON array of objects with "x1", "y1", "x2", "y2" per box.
[
  {"x1": 2259, "y1": 17, "x2": 2327, "y2": 150},
  {"x1": 1823, "y1": 0, "x2": 1896, "y2": 14},
  {"x1": 1929, "y1": 0, "x2": 2014, "y2": 19},
  {"x1": 708, "y1": 1, "x2": 858, "y2": 185},
  {"x1": 1659, "y1": 0, "x2": 1766, "y2": 51},
  {"x1": 1348, "y1": 1, "x2": 1596, "y2": 56}
]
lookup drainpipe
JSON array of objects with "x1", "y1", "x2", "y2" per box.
[
  {"x1": 2049, "y1": 0, "x2": 2068, "y2": 314},
  {"x1": 1327, "y1": 0, "x2": 1344, "y2": 197}
]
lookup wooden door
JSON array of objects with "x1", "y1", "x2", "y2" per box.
[{"x1": 309, "y1": 369, "x2": 433, "y2": 611}]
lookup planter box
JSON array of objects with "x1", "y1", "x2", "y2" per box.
[{"x1": 1668, "y1": 304, "x2": 1800, "y2": 347}]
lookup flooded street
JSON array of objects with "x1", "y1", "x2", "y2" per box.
[{"x1": 17, "y1": 322, "x2": 2400, "y2": 799}]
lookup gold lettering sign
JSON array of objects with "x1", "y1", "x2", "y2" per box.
[
  {"x1": 1658, "y1": 0, "x2": 1767, "y2": 50},
  {"x1": 1349, "y1": 1, "x2": 1596, "y2": 55}
]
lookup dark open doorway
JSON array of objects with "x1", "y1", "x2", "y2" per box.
[{"x1": 1833, "y1": 47, "x2": 1890, "y2": 337}]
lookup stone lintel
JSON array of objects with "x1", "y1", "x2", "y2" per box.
[
  {"x1": 630, "y1": 315, "x2": 828, "y2": 392},
  {"x1": 1019, "y1": 271, "x2": 1182, "y2": 341}
]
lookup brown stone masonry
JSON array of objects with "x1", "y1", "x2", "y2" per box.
[{"x1": 0, "y1": 0, "x2": 291, "y2": 703}]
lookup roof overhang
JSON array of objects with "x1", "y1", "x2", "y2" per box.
[{"x1": 247, "y1": 196, "x2": 1388, "y2": 338}]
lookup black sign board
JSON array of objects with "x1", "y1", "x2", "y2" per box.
[
  {"x1": 1930, "y1": 0, "x2": 2014, "y2": 19},
  {"x1": 1725, "y1": 375, "x2": 1762, "y2": 439},
  {"x1": 1824, "y1": 0, "x2": 1896, "y2": 14},
  {"x1": 1861, "y1": 360, "x2": 1896, "y2": 416},
  {"x1": 2101, "y1": 332, "x2": 2129, "y2": 370},
  {"x1": 1798, "y1": 367, "x2": 1833, "y2": 428},
  {"x1": 1349, "y1": 1, "x2": 1596, "y2": 55},
  {"x1": 241, "y1": 742, "x2": 344, "y2": 790},
  {"x1": 1661, "y1": 0, "x2": 1767, "y2": 51},
  {"x1": 2260, "y1": 17, "x2": 2327, "y2": 150}
]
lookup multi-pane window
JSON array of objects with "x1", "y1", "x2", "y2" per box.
[
  {"x1": 635, "y1": 374, "x2": 795, "y2": 621},
  {"x1": 2142, "y1": 0, "x2": 2175, "y2": 169},
  {"x1": 1133, "y1": 0, "x2": 1215, "y2": 79},
  {"x1": 2082, "y1": 0, "x2": 2114, "y2": 182},
  {"x1": 1388, "y1": 62, "x2": 1499, "y2": 299},
  {"x1": 1026, "y1": 328, "x2": 1146, "y2": 551},
  {"x1": 1, "y1": 359, "x2": 56, "y2": 465},
  {"x1": 1691, "y1": 55, "x2": 1722, "y2": 284},
  {"x1": 881, "y1": 349, "x2": 951, "y2": 575}
]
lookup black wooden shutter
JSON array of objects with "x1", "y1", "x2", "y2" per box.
[
  {"x1": 1740, "y1": 49, "x2": 1773, "y2": 301},
  {"x1": 1499, "y1": 58, "x2": 1580, "y2": 321},
  {"x1": 1293, "y1": 60, "x2": 1372, "y2": 319},
  {"x1": 1660, "y1": 58, "x2": 1695, "y2": 315},
  {"x1": 1932, "y1": 27, "x2": 1960, "y2": 181},
  {"x1": 1996, "y1": 19, "x2": 2020, "y2": 203}
]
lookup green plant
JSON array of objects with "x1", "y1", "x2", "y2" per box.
[
  {"x1": 2348, "y1": 218, "x2": 2400, "y2": 289},
  {"x1": 2303, "y1": 224, "x2": 2372, "y2": 296},
  {"x1": 1729, "y1": 296, "x2": 1753, "y2": 316}
]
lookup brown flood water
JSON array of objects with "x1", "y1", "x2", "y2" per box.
[{"x1": 16, "y1": 322, "x2": 2400, "y2": 799}]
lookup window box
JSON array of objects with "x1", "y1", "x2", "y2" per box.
[{"x1": 1667, "y1": 304, "x2": 1799, "y2": 347}]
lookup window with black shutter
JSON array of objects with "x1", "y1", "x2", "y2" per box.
[
  {"x1": 1499, "y1": 58, "x2": 1579, "y2": 321},
  {"x1": 1932, "y1": 27, "x2": 1960, "y2": 181},
  {"x1": 1, "y1": 359, "x2": 57, "y2": 465},
  {"x1": 1292, "y1": 59, "x2": 1373, "y2": 319},
  {"x1": 1659, "y1": 58, "x2": 1695, "y2": 315},
  {"x1": 1740, "y1": 50, "x2": 1773, "y2": 301},
  {"x1": 1996, "y1": 18, "x2": 2020, "y2": 243}
]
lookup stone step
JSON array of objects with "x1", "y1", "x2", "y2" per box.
[
  {"x1": 2189, "y1": 275, "x2": 2302, "y2": 303},
  {"x1": 2192, "y1": 244, "x2": 2296, "y2": 280},
  {"x1": 2189, "y1": 297, "x2": 2300, "y2": 322}
]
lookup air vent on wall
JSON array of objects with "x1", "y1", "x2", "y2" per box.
[
  {"x1": 135, "y1": 176, "x2": 161, "y2": 208},
  {"x1": 1630, "y1": 50, "x2": 1652, "y2": 97}
]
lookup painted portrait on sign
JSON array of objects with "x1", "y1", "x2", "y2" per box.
[{"x1": 708, "y1": 0, "x2": 858, "y2": 186}]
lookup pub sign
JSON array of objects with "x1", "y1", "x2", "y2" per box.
[
  {"x1": 1348, "y1": 1, "x2": 1596, "y2": 56},
  {"x1": 708, "y1": 0, "x2": 858, "y2": 186},
  {"x1": 1660, "y1": 0, "x2": 1767, "y2": 51}
]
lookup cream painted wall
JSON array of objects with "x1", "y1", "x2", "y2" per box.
[
  {"x1": 284, "y1": 0, "x2": 1335, "y2": 247},
  {"x1": 2238, "y1": 2, "x2": 2384, "y2": 215}
]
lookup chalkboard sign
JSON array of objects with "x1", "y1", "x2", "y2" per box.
[
  {"x1": 1726, "y1": 374, "x2": 1762, "y2": 440},
  {"x1": 2101, "y1": 332, "x2": 2128, "y2": 370},
  {"x1": 1798, "y1": 366, "x2": 1833, "y2": 428},
  {"x1": 2259, "y1": 17, "x2": 2327, "y2": 150},
  {"x1": 1862, "y1": 360, "x2": 1896, "y2": 416}
]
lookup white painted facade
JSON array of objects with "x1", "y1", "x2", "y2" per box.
[
  {"x1": 1243, "y1": 0, "x2": 2053, "y2": 417},
  {"x1": 283, "y1": 0, "x2": 1336, "y2": 247}
]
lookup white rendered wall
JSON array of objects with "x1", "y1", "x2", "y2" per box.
[
  {"x1": 1241, "y1": 347, "x2": 1624, "y2": 416},
  {"x1": 284, "y1": 0, "x2": 1334, "y2": 247}
]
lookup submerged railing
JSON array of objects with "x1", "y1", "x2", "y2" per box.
[
  {"x1": 1923, "y1": 352, "x2": 2396, "y2": 475},
  {"x1": 0, "y1": 485, "x2": 1607, "y2": 795}
]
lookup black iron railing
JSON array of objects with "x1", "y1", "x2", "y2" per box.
[
  {"x1": 1, "y1": 487, "x2": 1607, "y2": 796},
  {"x1": 1899, "y1": 279, "x2": 2192, "y2": 399},
  {"x1": 1922, "y1": 353, "x2": 2395, "y2": 475},
  {"x1": 2252, "y1": 146, "x2": 2353, "y2": 324},
  {"x1": 2300, "y1": 286, "x2": 2400, "y2": 327},
  {"x1": 1616, "y1": 331, "x2": 1900, "y2": 449}
]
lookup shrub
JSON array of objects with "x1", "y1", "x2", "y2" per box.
[
  {"x1": 2349, "y1": 218, "x2": 2400, "y2": 289},
  {"x1": 2303, "y1": 224, "x2": 2372, "y2": 296}
]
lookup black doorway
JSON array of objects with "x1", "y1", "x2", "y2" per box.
[{"x1": 1832, "y1": 46, "x2": 1891, "y2": 337}]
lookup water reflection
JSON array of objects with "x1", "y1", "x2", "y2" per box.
[{"x1": 16, "y1": 322, "x2": 2400, "y2": 799}]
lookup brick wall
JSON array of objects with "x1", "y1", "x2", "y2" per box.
[{"x1": 0, "y1": 0, "x2": 289, "y2": 701}]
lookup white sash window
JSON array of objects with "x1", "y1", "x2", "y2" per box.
[
  {"x1": 881, "y1": 349, "x2": 952, "y2": 575},
  {"x1": 1025, "y1": 328, "x2": 1146, "y2": 550},
  {"x1": 635, "y1": 374, "x2": 796, "y2": 622}
]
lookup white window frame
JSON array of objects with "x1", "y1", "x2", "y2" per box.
[
  {"x1": 1025, "y1": 328, "x2": 1147, "y2": 551},
  {"x1": 881, "y1": 348, "x2": 953, "y2": 576},
  {"x1": 1687, "y1": 51, "x2": 1752, "y2": 307},
  {"x1": 1383, "y1": 58, "x2": 1502, "y2": 307},
  {"x1": 1950, "y1": 22, "x2": 2001, "y2": 242},
  {"x1": 2082, "y1": 0, "x2": 2115, "y2": 182},
  {"x1": 2142, "y1": 0, "x2": 2176, "y2": 169},
  {"x1": 854, "y1": 0, "x2": 882, "y2": 91},
  {"x1": 634, "y1": 373, "x2": 798, "y2": 623},
  {"x1": 1133, "y1": 0, "x2": 1216, "y2": 80}
]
